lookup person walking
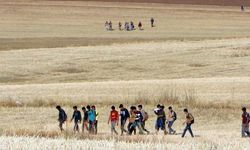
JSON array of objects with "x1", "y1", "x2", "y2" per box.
[
  {"x1": 71, "y1": 106, "x2": 82, "y2": 133},
  {"x1": 118, "y1": 22, "x2": 122, "y2": 31},
  {"x1": 56, "y1": 105, "x2": 67, "y2": 132},
  {"x1": 133, "y1": 106, "x2": 144, "y2": 135},
  {"x1": 128, "y1": 106, "x2": 137, "y2": 135},
  {"x1": 167, "y1": 106, "x2": 177, "y2": 134},
  {"x1": 241, "y1": 107, "x2": 250, "y2": 137},
  {"x1": 182, "y1": 108, "x2": 194, "y2": 138},
  {"x1": 138, "y1": 105, "x2": 150, "y2": 134},
  {"x1": 154, "y1": 104, "x2": 167, "y2": 135},
  {"x1": 150, "y1": 18, "x2": 154, "y2": 27},
  {"x1": 92, "y1": 105, "x2": 99, "y2": 134},
  {"x1": 119, "y1": 104, "x2": 130, "y2": 135},
  {"x1": 108, "y1": 106, "x2": 119, "y2": 135},
  {"x1": 87, "y1": 105, "x2": 96, "y2": 134},
  {"x1": 82, "y1": 107, "x2": 89, "y2": 133},
  {"x1": 138, "y1": 22, "x2": 142, "y2": 30}
]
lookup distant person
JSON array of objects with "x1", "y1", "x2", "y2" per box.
[
  {"x1": 241, "y1": 5, "x2": 245, "y2": 11},
  {"x1": 128, "y1": 106, "x2": 137, "y2": 135},
  {"x1": 167, "y1": 106, "x2": 177, "y2": 134},
  {"x1": 138, "y1": 105, "x2": 150, "y2": 134},
  {"x1": 87, "y1": 105, "x2": 96, "y2": 134},
  {"x1": 138, "y1": 22, "x2": 142, "y2": 30},
  {"x1": 118, "y1": 22, "x2": 122, "y2": 31},
  {"x1": 82, "y1": 107, "x2": 89, "y2": 133},
  {"x1": 56, "y1": 105, "x2": 67, "y2": 132},
  {"x1": 134, "y1": 106, "x2": 144, "y2": 134},
  {"x1": 119, "y1": 104, "x2": 130, "y2": 135},
  {"x1": 154, "y1": 104, "x2": 167, "y2": 135},
  {"x1": 92, "y1": 105, "x2": 99, "y2": 134},
  {"x1": 105, "y1": 21, "x2": 109, "y2": 30},
  {"x1": 71, "y1": 106, "x2": 82, "y2": 133},
  {"x1": 130, "y1": 21, "x2": 135, "y2": 30},
  {"x1": 241, "y1": 107, "x2": 250, "y2": 137},
  {"x1": 181, "y1": 108, "x2": 194, "y2": 138},
  {"x1": 108, "y1": 106, "x2": 119, "y2": 135},
  {"x1": 125, "y1": 22, "x2": 129, "y2": 31},
  {"x1": 109, "y1": 21, "x2": 113, "y2": 30},
  {"x1": 150, "y1": 17, "x2": 154, "y2": 27}
]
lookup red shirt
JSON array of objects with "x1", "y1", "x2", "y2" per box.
[{"x1": 110, "y1": 110, "x2": 119, "y2": 121}]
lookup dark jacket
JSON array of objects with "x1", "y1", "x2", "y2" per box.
[
  {"x1": 71, "y1": 110, "x2": 82, "y2": 123},
  {"x1": 58, "y1": 109, "x2": 67, "y2": 122},
  {"x1": 120, "y1": 108, "x2": 130, "y2": 121}
]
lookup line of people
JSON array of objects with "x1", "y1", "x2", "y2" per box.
[
  {"x1": 56, "y1": 104, "x2": 195, "y2": 138},
  {"x1": 105, "y1": 18, "x2": 155, "y2": 31}
]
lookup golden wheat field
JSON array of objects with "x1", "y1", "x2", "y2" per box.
[{"x1": 1, "y1": 0, "x2": 250, "y2": 149}]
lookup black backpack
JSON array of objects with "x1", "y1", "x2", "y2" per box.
[
  {"x1": 63, "y1": 110, "x2": 67, "y2": 122},
  {"x1": 172, "y1": 111, "x2": 177, "y2": 121}
]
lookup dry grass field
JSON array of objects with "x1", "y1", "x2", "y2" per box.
[{"x1": 1, "y1": 0, "x2": 250, "y2": 149}]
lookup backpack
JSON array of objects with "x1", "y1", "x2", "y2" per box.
[
  {"x1": 172, "y1": 111, "x2": 177, "y2": 121},
  {"x1": 144, "y1": 111, "x2": 149, "y2": 121},
  {"x1": 189, "y1": 113, "x2": 194, "y2": 124},
  {"x1": 63, "y1": 110, "x2": 67, "y2": 122}
]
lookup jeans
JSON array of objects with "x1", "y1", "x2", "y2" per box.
[
  {"x1": 82, "y1": 120, "x2": 88, "y2": 133},
  {"x1": 111, "y1": 121, "x2": 118, "y2": 135},
  {"x1": 120, "y1": 119, "x2": 127, "y2": 134},
  {"x1": 182, "y1": 123, "x2": 194, "y2": 137},
  {"x1": 89, "y1": 120, "x2": 95, "y2": 134},
  {"x1": 74, "y1": 121, "x2": 79, "y2": 132},
  {"x1": 94, "y1": 120, "x2": 98, "y2": 134},
  {"x1": 141, "y1": 121, "x2": 149, "y2": 133},
  {"x1": 134, "y1": 121, "x2": 144, "y2": 134},
  {"x1": 242, "y1": 123, "x2": 250, "y2": 137},
  {"x1": 168, "y1": 120, "x2": 175, "y2": 134}
]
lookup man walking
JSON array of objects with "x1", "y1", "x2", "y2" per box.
[
  {"x1": 92, "y1": 105, "x2": 99, "y2": 134},
  {"x1": 241, "y1": 107, "x2": 250, "y2": 137},
  {"x1": 71, "y1": 106, "x2": 82, "y2": 133},
  {"x1": 87, "y1": 105, "x2": 96, "y2": 134},
  {"x1": 56, "y1": 105, "x2": 67, "y2": 132},
  {"x1": 182, "y1": 108, "x2": 194, "y2": 138},
  {"x1": 119, "y1": 104, "x2": 130, "y2": 135},
  {"x1": 108, "y1": 106, "x2": 119, "y2": 135},
  {"x1": 82, "y1": 107, "x2": 88, "y2": 133},
  {"x1": 138, "y1": 105, "x2": 150, "y2": 134},
  {"x1": 167, "y1": 106, "x2": 177, "y2": 134},
  {"x1": 154, "y1": 104, "x2": 167, "y2": 135},
  {"x1": 150, "y1": 18, "x2": 154, "y2": 27}
]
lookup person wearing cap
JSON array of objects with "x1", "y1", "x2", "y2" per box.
[
  {"x1": 119, "y1": 104, "x2": 130, "y2": 135},
  {"x1": 56, "y1": 105, "x2": 67, "y2": 132},
  {"x1": 241, "y1": 107, "x2": 250, "y2": 137}
]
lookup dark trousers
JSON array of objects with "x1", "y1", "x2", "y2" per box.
[
  {"x1": 182, "y1": 123, "x2": 194, "y2": 137},
  {"x1": 141, "y1": 121, "x2": 149, "y2": 133},
  {"x1": 74, "y1": 121, "x2": 79, "y2": 132},
  {"x1": 120, "y1": 119, "x2": 128, "y2": 135},
  {"x1": 94, "y1": 121, "x2": 98, "y2": 134}
]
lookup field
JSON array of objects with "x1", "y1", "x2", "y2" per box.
[{"x1": 1, "y1": 0, "x2": 250, "y2": 149}]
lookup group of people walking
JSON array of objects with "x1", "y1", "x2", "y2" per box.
[
  {"x1": 56, "y1": 105, "x2": 99, "y2": 134},
  {"x1": 105, "y1": 18, "x2": 155, "y2": 31},
  {"x1": 56, "y1": 104, "x2": 195, "y2": 138}
]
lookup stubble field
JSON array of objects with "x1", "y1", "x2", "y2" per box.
[{"x1": 1, "y1": 0, "x2": 250, "y2": 149}]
